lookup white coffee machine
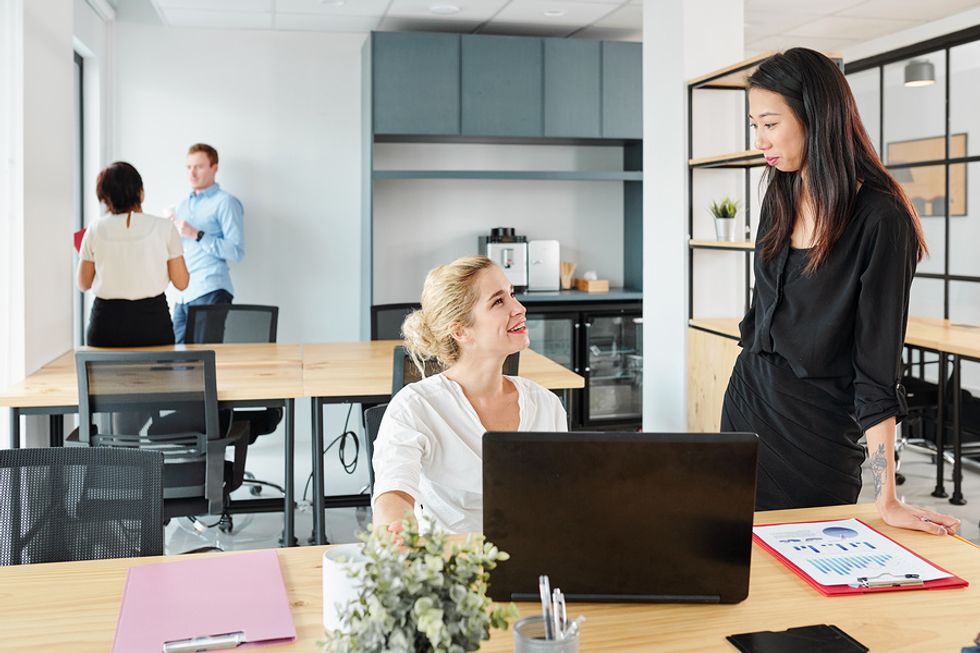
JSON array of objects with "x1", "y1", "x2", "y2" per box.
[{"x1": 479, "y1": 227, "x2": 528, "y2": 291}]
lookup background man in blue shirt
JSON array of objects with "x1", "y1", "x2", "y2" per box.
[{"x1": 171, "y1": 143, "x2": 245, "y2": 343}]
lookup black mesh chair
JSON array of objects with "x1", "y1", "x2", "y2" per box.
[
  {"x1": 362, "y1": 404, "x2": 388, "y2": 494},
  {"x1": 0, "y1": 447, "x2": 163, "y2": 565},
  {"x1": 371, "y1": 303, "x2": 420, "y2": 340},
  {"x1": 390, "y1": 345, "x2": 520, "y2": 396},
  {"x1": 74, "y1": 351, "x2": 250, "y2": 520},
  {"x1": 185, "y1": 304, "x2": 283, "y2": 496}
]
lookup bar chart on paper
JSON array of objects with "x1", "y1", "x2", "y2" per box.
[{"x1": 754, "y1": 518, "x2": 952, "y2": 587}]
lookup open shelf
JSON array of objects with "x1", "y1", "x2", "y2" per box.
[
  {"x1": 688, "y1": 318, "x2": 740, "y2": 340},
  {"x1": 689, "y1": 150, "x2": 765, "y2": 169},
  {"x1": 689, "y1": 239, "x2": 755, "y2": 251},
  {"x1": 373, "y1": 170, "x2": 643, "y2": 181},
  {"x1": 687, "y1": 52, "x2": 775, "y2": 90}
]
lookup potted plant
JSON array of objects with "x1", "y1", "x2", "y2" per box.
[
  {"x1": 320, "y1": 517, "x2": 519, "y2": 653},
  {"x1": 709, "y1": 197, "x2": 739, "y2": 242}
]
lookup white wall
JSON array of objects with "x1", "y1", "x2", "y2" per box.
[
  {"x1": 643, "y1": 0, "x2": 744, "y2": 431},
  {"x1": 372, "y1": 143, "x2": 626, "y2": 303},
  {"x1": 113, "y1": 23, "x2": 369, "y2": 496}
]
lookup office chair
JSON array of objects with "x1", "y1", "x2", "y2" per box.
[
  {"x1": 185, "y1": 304, "x2": 284, "y2": 497},
  {"x1": 74, "y1": 351, "x2": 250, "y2": 526},
  {"x1": 0, "y1": 447, "x2": 163, "y2": 565},
  {"x1": 370, "y1": 303, "x2": 421, "y2": 340},
  {"x1": 390, "y1": 345, "x2": 520, "y2": 396}
]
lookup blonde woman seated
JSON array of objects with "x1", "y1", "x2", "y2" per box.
[{"x1": 372, "y1": 256, "x2": 568, "y2": 534}]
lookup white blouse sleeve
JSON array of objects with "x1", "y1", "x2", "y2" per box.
[{"x1": 371, "y1": 400, "x2": 431, "y2": 508}]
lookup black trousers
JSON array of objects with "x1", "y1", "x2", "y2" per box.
[{"x1": 86, "y1": 294, "x2": 175, "y2": 347}]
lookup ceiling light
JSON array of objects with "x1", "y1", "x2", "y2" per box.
[
  {"x1": 429, "y1": 3, "x2": 461, "y2": 14},
  {"x1": 904, "y1": 59, "x2": 935, "y2": 87},
  {"x1": 543, "y1": 9, "x2": 566, "y2": 17}
]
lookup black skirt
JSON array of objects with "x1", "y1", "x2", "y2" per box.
[
  {"x1": 87, "y1": 294, "x2": 175, "y2": 347},
  {"x1": 721, "y1": 349, "x2": 864, "y2": 511}
]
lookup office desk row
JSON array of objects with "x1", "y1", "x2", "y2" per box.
[
  {"x1": 690, "y1": 316, "x2": 980, "y2": 506},
  {"x1": 0, "y1": 504, "x2": 976, "y2": 652},
  {"x1": 0, "y1": 341, "x2": 584, "y2": 547}
]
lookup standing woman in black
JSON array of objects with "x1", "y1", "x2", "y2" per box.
[
  {"x1": 77, "y1": 162, "x2": 190, "y2": 347},
  {"x1": 721, "y1": 48, "x2": 960, "y2": 536}
]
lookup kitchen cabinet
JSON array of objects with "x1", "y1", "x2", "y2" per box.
[
  {"x1": 461, "y1": 35, "x2": 544, "y2": 138},
  {"x1": 601, "y1": 41, "x2": 642, "y2": 139},
  {"x1": 372, "y1": 32, "x2": 460, "y2": 136},
  {"x1": 544, "y1": 39, "x2": 601, "y2": 138}
]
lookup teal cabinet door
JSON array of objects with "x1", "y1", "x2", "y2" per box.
[
  {"x1": 544, "y1": 39, "x2": 601, "y2": 138},
  {"x1": 461, "y1": 35, "x2": 543, "y2": 137},
  {"x1": 373, "y1": 32, "x2": 460, "y2": 136},
  {"x1": 602, "y1": 41, "x2": 642, "y2": 139}
]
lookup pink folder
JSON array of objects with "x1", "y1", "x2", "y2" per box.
[{"x1": 112, "y1": 549, "x2": 296, "y2": 652}]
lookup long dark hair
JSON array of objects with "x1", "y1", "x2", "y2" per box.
[{"x1": 748, "y1": 48, "x2": 927, "y2": 274}]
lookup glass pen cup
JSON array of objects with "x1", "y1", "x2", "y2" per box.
[{"x1": 513, "y1": 616, "x2": 580, "y2": 653}]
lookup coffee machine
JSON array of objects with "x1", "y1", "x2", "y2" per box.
[{"x1": 479, "y1": 227, "x2": 528, "y2": 291}]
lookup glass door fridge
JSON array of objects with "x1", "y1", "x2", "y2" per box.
[
  {"x1": 581, "y1": 312, "x2": 643, "y2": 426},
  {"x1": 525, "y1": 311, "x2": 578, "y2": 423}
]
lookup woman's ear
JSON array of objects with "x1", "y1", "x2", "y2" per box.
[{"x1": 449, "y1": 322, "x2": 468, "y2": 345}]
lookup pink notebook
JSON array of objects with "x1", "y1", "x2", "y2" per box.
[{"x1": 113, "y1": 549, "x2": 296, "y2": 652}]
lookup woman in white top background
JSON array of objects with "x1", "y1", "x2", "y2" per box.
[
  {"x1": 372, "y1": 256, "x2": 568, "y2": 534},
  {"x1": 77, "y1": 162, "x2": 189, "y2": 347}
]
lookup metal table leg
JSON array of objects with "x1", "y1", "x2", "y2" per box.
[
  {"x1": 312, "y1": 397, "x2": 326, "y2": 545},
  {"x1": 49, "y1": 415, "x2": 64, "y2": 447},
  {"x1": 282, "y1": 398, "x2": 297, "y2": 546},
  {"x1": 950, "y1": 356, "x2": 966, "y2": 506},
  {"x1": 9, "y1": 408, "x2": 20, "y2": 449},
  {"x1": 932, "y1": 352, "x2": 948, "y2": 498}
]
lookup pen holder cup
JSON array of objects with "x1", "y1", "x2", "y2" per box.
[{"x1": 513, "y1": 616, "x2": 580, "y2": 653}]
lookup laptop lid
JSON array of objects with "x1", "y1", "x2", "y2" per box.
[{"x1": 483, "y1": 431, "x2": 758, "y2": 604}]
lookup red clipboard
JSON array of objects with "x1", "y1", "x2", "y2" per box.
[
  {"x1": 753, "y1": 518, "x2": 969, "y2": 596},
  {"x1": 74, "y1": 227, "x2": 86, "y2": 253}
]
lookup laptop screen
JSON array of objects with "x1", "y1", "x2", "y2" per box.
[{"x1": 483, "y1": 431, "x2": 758, "y2": 603}]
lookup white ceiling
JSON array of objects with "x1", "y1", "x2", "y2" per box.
[{"x1": 139, "y1": 0, "x2": 980, "y2": 48}]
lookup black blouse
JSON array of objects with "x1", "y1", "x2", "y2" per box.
[{"x1": 738, "y1": 183, "x2": 917, "y2": 432}]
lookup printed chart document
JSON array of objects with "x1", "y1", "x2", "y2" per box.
[{"x1": 753, "y1": 518, "x2": 952, "y2": 588}]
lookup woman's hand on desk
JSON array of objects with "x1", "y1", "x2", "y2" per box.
[{"x1": 876, "y1": 498, "x2": 961, "y2": 536}]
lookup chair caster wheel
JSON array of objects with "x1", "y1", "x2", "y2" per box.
[
  {"x1": 895, "y1": 472, "x2": 906, "y2": 486},
  {"x1": 218, "y1": 514, "x2": 234, "y2": 533},
  {"x1": 249, "y1": 485, "x2": 262, "y2": 496}
]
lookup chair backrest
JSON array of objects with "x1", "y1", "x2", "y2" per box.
[
  {"x1": 185, "y1": 304, "x2": 278, "y2": 344},
  {"x1": 362, "y1": 403, "x2": 388, "y2": 492},
  {"x1": 390, "y1": 346, "x2": 520, "y2": 396},
  {"x1": 370, "y1": 303, "x2": 420, "y2": 340},
  {"x1": 75, "y1": 351, "x2": 225, "y2": 511},
  {"x1": 0, "y1": 447, "x2": 163, "y2": 565}
]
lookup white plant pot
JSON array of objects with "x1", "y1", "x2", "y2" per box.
[
  {"x1": 322, "y1": 543, "x2": 368, "y2": 634},
  {"x1": 714, "y1": 218, "x2": 735, "y2": 241}
]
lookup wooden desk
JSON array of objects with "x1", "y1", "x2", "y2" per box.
[
  {"x1": 302, "y1": 340, "x2": 585, "y2": 544},
  {"x1": 0, "y1": 504, "x2": 975, "y2": 652},
  {"x1": 0, "y1": 343, "x2": 306, "y2": 546},
  {"x1": 688, "y1": 316, "x2": 980, "y2": 505}
]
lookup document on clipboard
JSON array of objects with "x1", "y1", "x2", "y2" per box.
[
  {"x1": 112, "y1": 549, "x2": 296, "y2": 652},
  {"x1": 753, "y1": 518, "x2": 968, "y2": 596}
]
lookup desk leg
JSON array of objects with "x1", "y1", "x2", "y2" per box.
[
  {"x1": 49, "y1": 415, "x2": 64, "y2": 447},
  {"x1": 950, "y1": 356, "x2": 966, "y2": 506},
  {"x1": 312, "y1": 397, "x2": 326, "y2": 545},
  {"x1": 9, "y1": 408, "x2": 20, "y2": 449},
  {"x1": 282, "y1": 399, "x2": 297, "y2": 547},
  {"x1": 931, "y1": 353, "x2": 948, "y2": 498}
]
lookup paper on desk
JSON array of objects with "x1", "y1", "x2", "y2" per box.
[{"x1": 753, "y1": 518, "x2": 952, "y2": 587}]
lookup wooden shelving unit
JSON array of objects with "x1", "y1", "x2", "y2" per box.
[
  {"x1": 688, "y1": 149, "x2": 765, "y2": 169},
  {"x1": 689, "y1": 239, "x2": 755, "y2": 251}
]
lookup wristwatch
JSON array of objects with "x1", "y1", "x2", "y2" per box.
[{"x1": 195, "y1": 230, "x2": 205, "y2": 242}]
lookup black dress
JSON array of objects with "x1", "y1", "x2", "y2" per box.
[{"x1": 721, "y1": 184, "x2": 916, "y2": 510}]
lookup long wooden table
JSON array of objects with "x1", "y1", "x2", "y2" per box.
[
  {"x1": 689, "y1": 316, "x2": 980, "y2": 506},
  {"x1": 302, "y1": 340, "x2": 585, "y2": 544},
  {"x1": 0, "y1": 504, "x2": 975, "y2": 652},
  {"x1": 0, "y1": 343, "x2": 307, "y2": 546}
]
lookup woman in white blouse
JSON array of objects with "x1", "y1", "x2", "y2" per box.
[
  {"x1": 372, "y1": 256, "x2": 568, "y2": 534},
  {"x1": 77, "y1": 162, "x2": 189, "y2": 347}
]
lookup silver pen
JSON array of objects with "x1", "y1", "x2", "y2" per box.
[
  {"x1": 538, "y1": 575, "x2": 554, "y2": 640},
  {"x1": 551, "y1": 588, "x2": 562, "y2": 640}
]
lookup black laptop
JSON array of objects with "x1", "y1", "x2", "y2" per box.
[{"x1": 483, "y1": 431, "x2": 758, "y2": 604}]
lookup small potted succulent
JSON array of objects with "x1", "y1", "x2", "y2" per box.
[
  {"x1": 320, "y1": 517, "x2": 519, "y2": 653},
  {"x1": 709, "y1": 197, "x2": 739, "y2": 242}
]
